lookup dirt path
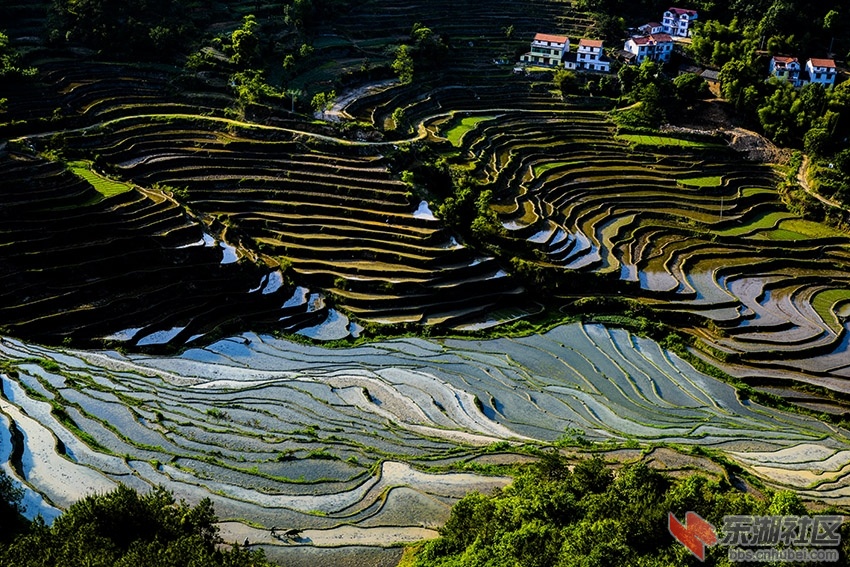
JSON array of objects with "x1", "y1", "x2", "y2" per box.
[
  {"x1": 797, "y1": 155, "x2": 849, "y2": 211},
  {"x1": 321, "y1": 79, "x2": 399, "y2": 122}
]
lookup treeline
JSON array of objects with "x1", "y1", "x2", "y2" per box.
[
  {"x1": 47, "y1": 0, "x2": 219, "y2": 60},
  {"x1": 411, "y1": 451, "x2": 850, "y2": 567},
  {"x1": 0, "y1": 471, "x2": 273, "y2": 567},
  {"x1": 579, "y1": 0, "x2": 849, "y2": 55}
]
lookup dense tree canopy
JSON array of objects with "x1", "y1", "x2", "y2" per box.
[
  {"x1": 0, "y1": 484, "x2": 274, "y2": 567},
  {"x1": 412, "y1": 453, "x2": 850, "y2": 567},
  {"x1": 48, "y1": 0, "x2": 213, "y2": 59},
  {"x1": 0, "y1": 471, "x2": 27, "y2": 544},
  {"x1": 0, "y1": 32, "x2": 36, "y2": 80}
]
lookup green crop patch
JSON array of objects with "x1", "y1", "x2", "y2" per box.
[
  {"x1": 616, "y1": 134, "x2": 723, "y2": 149},
  {"x1": 679, "y1": 175, "x2": 722, "y2": 187},
  {"x1": 67, "y1": 161, "x2": 133, "y2": 198},
  {"x1": 716, "y1": 211, "x2": 795, "y2": 237},
  {"x1": 812, "y1": 289, "x2": 850, "y2": 324},
  {"x1": 444, "y1": 115, "x2": 496, "y2": 146}
]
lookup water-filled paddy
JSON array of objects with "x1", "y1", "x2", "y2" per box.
[{"x1": 1, "y1": 322, "x2": 849, "y2": 550}]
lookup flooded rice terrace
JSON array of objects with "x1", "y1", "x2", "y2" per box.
[{"x1": 1, "y1": 322, "x2": 849, "y2": 557}]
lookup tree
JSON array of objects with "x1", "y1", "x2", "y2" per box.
[
  {"x1": 286, "y1": 88, "x2": 304, "y2": 113},
  {"x1": 413, "y1": 456, "x2": 825, "y2": 567},
  {"x1": 48, "y1": 0, "x2": 199, "y2": 60},
  {"x1": 719, "y1": 58, "x2": 761, "y2": 114},
  {"x1": 553, "y1": 69, "x2": 577, "y2": 97},
  {"x1": 284, "y1": 0, "x2": 313, "y2": 28},
  {"x1": 311, "y1": 90, "x2": 335, "y2": 117},
  {"x1": 0, "y1": 484, "x2": 274, "y2": 567},
  {"x1": 673, "y1": 72, "x2": 709, "y2": 102},
  {"x1": 0, "y1": 31, "x2": 36, "y2": 79},
  {"x1": 392, "y1": 44, "x2": 414, "y2": 84},
  {"x1": 758, "y1": 79, "x2": 801, "y2": 145},
  {"x1": 803, "y1": 127, "x2": 830, "y2": 157},
  {"x1": 0, "y1": 470, "x2": 26, "y2": 543},
  {"x1": 230, "y1": 15, "x2": 261, "y2": 67},
  {"x1": 824, "y1": 9, "x2": 839, "y2": 54}
]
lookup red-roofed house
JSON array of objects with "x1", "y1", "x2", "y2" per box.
[
  {"x1": 563, "y1": 38, "x2": 610, "y2": 72},
  {"x1": 638, "y1": 22, "x2": 664, "y2": 35},
  {"x1": 769, "y1": 56, "x2": 802, "y2": 87},
  {"x1": 519, "y1": 33, "x2": 570, "y2": 66},
  {"x1": 806, "y1": 58, "x2": 837, "y2": 86},
  {"x1": 624, "y1": 33, "x2": 674, "y2": 64},
  {"x1": 662, "y1": 7, "x2": 698, "y2": 37}
]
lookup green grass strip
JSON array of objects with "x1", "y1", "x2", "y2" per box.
[
  {"x1": 679, "y1": 175, "x2": 722, "y2": 187},
  {"x1": 811, "y1": 288, "x2": 850, "y2": 324},
  {"x1": 616, "y1": 134, "x2": 722, "y2": 149},
  {"x1": 444, "y1": 116, "x2": 495, "y2": 146},
  {"x1": 67, "y1": 161, "x2": 134, "y2": 198}
]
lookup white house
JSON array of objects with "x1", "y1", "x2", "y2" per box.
[
  {"x1": 806, "y1": 58, "x2": 837, "y2": 87},
  {"x1": 519, "y1": 33, "x2": 569, "y2": 66},
  {"x1": 662, "y1": 7, "x2": 698, "y2": 37},
  {"x1": 564, "y1": 38, "x2": 610, "y2": 72},
  {"x1": 638, "y1": 22, "x2": 663, "y2": 35},
  {"x1": 769, "y1": 56, "x2": 802, "y2": 87},
  {"x1": 624, "y1": 33, "x2": 674, "y2": 64}
]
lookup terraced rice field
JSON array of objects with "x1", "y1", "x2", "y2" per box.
[
  {"x1": 2, "y1": 0, "x2": 850, "y2": 557},
  {"x1": 2, "y1": 323, "x2": 848, "y2": 557},
  {"x1": 389, "y1": 104, "x2": 850, "y2": 393}
]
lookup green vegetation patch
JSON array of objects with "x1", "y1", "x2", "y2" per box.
[
  {"x1": 716, "y1": 211, "x2": 794, "y2": 237},
  {"x1": 532, "y1": 161, "x2": 580, "y2": 177},
  {"x1": 616, "y1": 133, "x2": 723, "y2": 149},
  {"x1": 0, "y1": 482, "x2": 274, "y2": 566},
  {"x1": 444, "y1": 115, "x2": 496, "y2": 146},
  {"x1": 67, "y1": 161, "x2": 133, "y2": 198},
  {"x1": 746, "y1": 218, "x2": 847, "y2": 241},
  {"x1": 410, "y1": 452, "x2": 849, "y2": 567},
  {"x1": 776, "y1": 219, "x2": 848, "y2": 239},
  {"x1": 812, "y1": 289, "x2": 850, "y2": 324},
  {"x1": 679, "y1": 175, "x2": 722, "y2": 187}
]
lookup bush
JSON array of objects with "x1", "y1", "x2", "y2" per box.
[{"x1": 0, "y1": 485, "x2": 275, "y2": 566}]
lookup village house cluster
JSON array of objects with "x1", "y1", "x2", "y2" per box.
[
  {"x1": 518, "y1": 6, "x2": 839, "y2": 90},
  {"x1": 519, "y1": 7, "x2": 696, "y2": 72},
  {"x1": 768, "y1": 55, "x2": 837, "y2": 87},
  {"x1": 519, "y1": 33, "x2": 611, "y2": 72}
]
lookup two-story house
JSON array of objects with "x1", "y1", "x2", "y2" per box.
[
  {"x1": 519, "y1": 33, "x2": 570, "y2": 66},
  {"x1": 662, "y1": 7, "x2": 698, "y2": 38},
  {"x1": 563, "y1": 38, "x2": 610, "y2": 72},
  {"x1": 624, "y1": 33, "x2": 674, "y2": 64},
  {"x1": 806, "y1": 58, "x2": 837, "y2": 87},
  {"x1": 768, "y1": 56, "x2": 803, "y2": 87}
]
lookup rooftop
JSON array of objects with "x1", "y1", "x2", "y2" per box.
[
  {"x1": 772, "y1": 56, "x2": 799, "y2": 67},
  {"x1": 808, "y1": 58, "x2": 836, "y2": 68},
  {"x1": 533, "y1": 33, "x2": 568, "y2": 44},
  {"x1": 579, "y1": 38, "x2": 604, "y2": 48},
  {"x1": 667, "y1": 7, "x2": 698, "y2": 17},
  {"x1": 629, "y1": 33, "x2": 673, "y2": 45}
]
